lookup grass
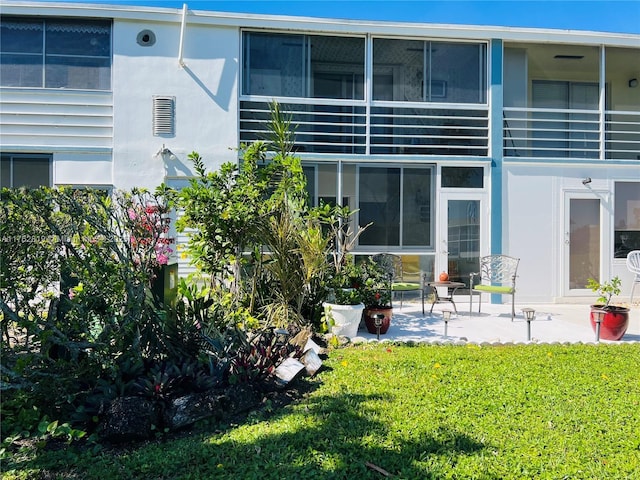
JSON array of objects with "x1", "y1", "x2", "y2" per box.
[{"x1": 4, "y1": 343, "x2": 640, "y2": 479}]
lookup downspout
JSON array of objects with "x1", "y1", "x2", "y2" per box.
[{"x1": 178, "y1": 3, "x2": 187, "y2": 68}]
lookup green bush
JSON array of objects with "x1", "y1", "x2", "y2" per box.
[{"x1": 0, "y1": 186, "x2": 189, "y2": 438}]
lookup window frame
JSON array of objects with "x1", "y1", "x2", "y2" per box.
[
  {"x1": 613, "y1": 181, "x2": 640, "y2": 259},
  {"x1": 302, "y1": 160, "x2": 436, "y2": 252},
  {"x1": 241, "y1": 29, "x2": 366, "y2": 101},
  {"x1": 1, "y1": 153, "x2": 52, "y2": 188},
  {"x1": 0, "y1": 16, "x2": 112, "y2": 91},
  {"x1": 371, "y1": 36, "x2": 488, "y2": 105}
]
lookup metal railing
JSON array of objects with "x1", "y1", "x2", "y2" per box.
[
  {"x1": 240, "y1": 98, "x2": 489, "y2": 156},
  {"x1": 369, "y1": 104, "x2": 488, "y2": 156},
  {"x1": 605, "y1": 110, "x2": 640, "y2": 160},
  {"x1": 240, "y1": 99, "x2": 367, "y2": 154},
  {"x1": 503, "y1": 107, "x2": 640, "y2": 161}
]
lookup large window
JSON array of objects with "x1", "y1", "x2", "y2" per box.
[
  {"x1": 303, "y1": 163, "x2": 435, "y2": 249},
  {"x1": 0, "y1": 17, "x2": 111, "y2": 90},
  {"x1": 614, "y1": 182, "x2": 640, "y2": 258},
  {"x1": 373, "y1": 39, "x2": 487, "y2": 103},
  {"x1": 1, "y1": 154, "x2": 51, "y2": 188},
  {"x1": 357, "y1": 166, "x2": 434, "y2": 248},
  {"x1": 242, "y1": 31, "x2": 364, "y2": 99}
]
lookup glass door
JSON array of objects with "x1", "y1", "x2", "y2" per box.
[
  {"x1": 439, "y1": 194, "x2": 483, "y2": 294},
  {"x1": 564, "y1": 195, "x2": 601, "y2": 295}
]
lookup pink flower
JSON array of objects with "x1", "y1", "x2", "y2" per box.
[
  {"x1": 156, "y1": 253, "x2": 169, "y2": 265},
  {"x1": 68, "y1": 288, "x2": 75, "y2": 299}
]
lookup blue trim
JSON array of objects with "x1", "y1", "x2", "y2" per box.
[{"x1": 490, "y1": 39, "x2": 503, "y2": 304}]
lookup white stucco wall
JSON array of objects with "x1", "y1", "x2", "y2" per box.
[
  {"x1": 505, "y1": 163, "x2": 639, "y2": 304},
  {"x1": 111, "y1": 18, "x2": 239, "y2": 190},
  {"x1": 54, "y1": 152, "x2": 113, "y2": 186}
]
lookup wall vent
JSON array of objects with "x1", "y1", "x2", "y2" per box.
[
  {"x1": 137, "y1": 29, "x2": 156, "y2": 47},
  {"x1": 152, "y1": 96, "x2": 175, "y2": 136}
]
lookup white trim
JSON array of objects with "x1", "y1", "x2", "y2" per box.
[{"x1": 3, "y1": 2, "x2": 639, "y2": 48}]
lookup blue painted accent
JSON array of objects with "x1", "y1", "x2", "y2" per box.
[{"x1": 490, "y1": 39, "x2": 503, "y2": 304}]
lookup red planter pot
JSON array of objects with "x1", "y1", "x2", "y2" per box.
[
  {"x1": 589, "y1": 305, "x2": 630, "y2": 341},
  {"x1": 364, "y1": 307, "x2": 393, "y2": 334}
]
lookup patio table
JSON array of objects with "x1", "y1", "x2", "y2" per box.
[{"x1": 424, "y1": 281, "x2": 466, "y2": 314}]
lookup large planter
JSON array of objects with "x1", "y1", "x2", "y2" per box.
[
  {"x1": 589, "y1": 305, "x2": 630, "y2": 341},
  {"x1": 363, "y1": 307, "x2": 393, "y2": 335},
  {"x1": 323, "y1": 302, "x2": 364, "y2": 338}
]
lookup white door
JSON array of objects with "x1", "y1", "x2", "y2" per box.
[
  {"x1": 563, "y1": 192, "x2": 604, "y2": 296},
  {"x1": 438, "y1": 193, "x2": 485, "y2": 293}
]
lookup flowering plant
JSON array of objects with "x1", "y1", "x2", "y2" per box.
[
  {"x1": 126, "y1": 201, "x2": 174, "y2": 268},
  {"x1": 358, "y1": 257, "x2": 392, "y2": 308}
]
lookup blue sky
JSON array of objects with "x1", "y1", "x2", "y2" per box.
[{"x1": 39, "y1": 0, "x2": 640, "y2": 34}]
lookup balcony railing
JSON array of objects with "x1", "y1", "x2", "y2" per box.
[
  {"x1": 503, "y1": 107, "x2": 640, "y2": 161},
  {"x1": 240, "y1": 99, "x2": 489, "y2": 156},
  {"x1": 369, "y1": 105, "x2": 488, "y2": 156},
  {"x1": 605, "y1": 110, "x2": 640, "y2": 161}
]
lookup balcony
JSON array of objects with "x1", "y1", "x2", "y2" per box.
[
  {"x1": 503, "y1": 107, "x2": 640, "y2": 161},
  {"x1": 240, "y1": 99, "x2": 489, "y2": 157}
]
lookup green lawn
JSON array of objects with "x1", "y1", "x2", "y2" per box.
[{"x1": 5, "y1": 343, "x2": 640, "y2": 479}]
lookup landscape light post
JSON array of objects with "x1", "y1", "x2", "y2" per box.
[
  {"x1": 373, "y1": 313, "x2": 385, "y2": 340},
  {"x1": 522, "y1": 308, "x2": 535, "y2": 342},
  {"x1": 442, "y1": 309, "x2": 452, "y2": 337},
  {"x1": 592, "y1": 309, "x2": 606, "y2": 343}
]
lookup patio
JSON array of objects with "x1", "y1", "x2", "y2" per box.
[{"x1": 353, "y1": 299, "x2": 640, "y2": 344}]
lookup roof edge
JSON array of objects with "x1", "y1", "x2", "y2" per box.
[{"x1": 2, "y1": 1, "x2": 639, "y2": 46}]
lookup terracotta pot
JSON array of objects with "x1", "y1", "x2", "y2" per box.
[
  {"x1": 589, "y1": 305, "x2": 630, "y2": 341},
  {"x1": 439, "y1": 271, "x2": 449, "y2": 282},
  {"x1": 363, "y1": 307, "x2": 393, "y2": 334}
]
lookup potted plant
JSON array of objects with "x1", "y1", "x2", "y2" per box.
[
  {"x1": 586, "y1": 276, "x2": 630, "y2": 341},
  {"x1": 360, "y1": 257, "x2": 393, "y2": 334},
  {"x1": 318, "y1": 205, "x2": 371, "y2": 338},
  {"x1": 323, "y1": 257, "x2": 365, "y2": 338}
]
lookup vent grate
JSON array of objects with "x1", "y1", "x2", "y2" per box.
[{"x1": 153, "y1": 96, "x2": 175, "y2": 136}]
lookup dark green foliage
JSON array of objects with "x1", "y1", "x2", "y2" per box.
[
  {"x1": 0, "y1": 101, "x2": 361, "y2": 457},
  {"x1": 171, "y1": 102, "x2": 332, "y2": 330},
  {"x1": 0, "y1": 186, "x2": 190, "y2": 440},
  {"x1": 227, "y1": 328, "x2": 303, "y2": 385},
  {"x1": 358, "y1": 257, "x2": 392, "y2": 308},
  {"x1": 131, "y1": 359, "x2": 221, "y2": 400}
]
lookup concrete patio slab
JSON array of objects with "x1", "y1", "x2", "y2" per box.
[{"x1": 352, "y1": 301, "x2": 640, "y2": 345}]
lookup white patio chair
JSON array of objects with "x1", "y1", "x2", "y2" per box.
[{"x1": 626, "y1": 250, "x2": 640, "y2": 304}]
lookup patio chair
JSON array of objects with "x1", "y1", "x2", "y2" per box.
[
  {"x1": 372, "y1": 254, "x2": 421, "y2": 308},
  {"x1": 627, "y1": 250, "x2": 640, "y2": 304},
  {"x1": 469, "y1": 255, "x2": 520, "y2": 321}
]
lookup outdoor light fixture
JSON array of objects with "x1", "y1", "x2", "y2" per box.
[
  {"x1": 155, "y1": 144, "x2": 174, "y2": 158},
  {"x1": 582, "y1": 177, "x2": 592, "y2": 185},
  {"x1": 629, "y1": 78, "x2": 638, "y2": 88},
  {"x1": 522, "y1": 308, "x2": 535, "y2": 342},
  {"x1": 592, "y1": 309, "x2": 606, "y2": 342},
  {"x1": 373, "y1": 313, "x2": 385, "y2": 340},
  {"x1": 442, "y1": 310, "x2": 452, "y2": 337}
]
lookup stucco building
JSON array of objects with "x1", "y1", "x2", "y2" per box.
[{"x1": 1, "y1": 1, "x2": 639, "y2": 304}]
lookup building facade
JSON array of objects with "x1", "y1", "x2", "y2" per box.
[{"x1": 1, "y1": 1, "x2": 639, "y2": 304}]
